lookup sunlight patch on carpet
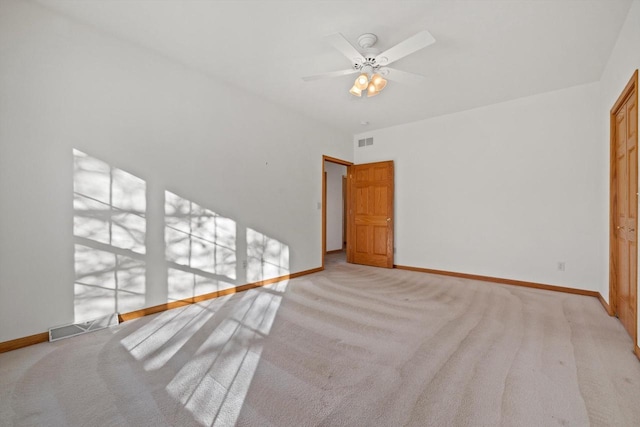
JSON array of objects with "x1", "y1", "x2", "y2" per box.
[{"x1": 165, "y1": 281, "x2": 287, "y2": 426}]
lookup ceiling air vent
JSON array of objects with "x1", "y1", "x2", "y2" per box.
[{"x1": 358, "y1": 137, "x2": 373, "y2": 148}]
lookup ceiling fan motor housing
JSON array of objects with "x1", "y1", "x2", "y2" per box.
[
  {"x1": 357, "y1": 33, "x2": 378, "y2": 49},
  {"x1": 352, "y1": 33, "x2": 385, "y2": 71}
]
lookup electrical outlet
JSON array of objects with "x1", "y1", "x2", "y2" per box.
[{"x1": 557, "y1": 262, "x2": 565, "y2": 271}]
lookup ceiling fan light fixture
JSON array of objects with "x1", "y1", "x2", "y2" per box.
[
  {"x1": 366, "y1": 82, "x2": 379, "y2": 97},
  {"x1": 355, "y1": 73, "x2": 369, "y2": 90},
  {"x1": 371, "y1": 73, "x2": 387, "y2": 91},
  {"x1": 304, "y1": 31, "x2": 435, "y2": 99},
  {"x1": 349, "y1": 85, "x2": 362, "y2": 97}
]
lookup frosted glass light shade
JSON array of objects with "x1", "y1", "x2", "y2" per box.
[
  {"x1": 371, "y1": 73, "x2": 387, "y2": 91},
  {"x1": 355, "y1": 73, "x2": 369, "y2": 90},
  {"x1": 349, "y1": 85, "x2": 362, "y2": 97},
  {"x1": 366, "y1": 82, "x2": 379, "y2": 97}
]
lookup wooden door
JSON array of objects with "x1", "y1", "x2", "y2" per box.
[
  {"x1": 347, "y1": 161, "x2": 394, "y2": 268},
  {"x1": 342, "y1": 176, "x2": 347, "y2": 249},
  {"x1": 611, "y1": 70, "x2": 638, "y2": 342}
]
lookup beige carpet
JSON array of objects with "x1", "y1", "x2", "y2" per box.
[{"x1": 1, "y1": 253, "x2": 639, "y2": 426}]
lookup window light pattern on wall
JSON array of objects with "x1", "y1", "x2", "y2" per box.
[
  {"x1": 165, "y1": 191, "x2": 237, "y2": 301},
  {"x1": 72, "y1": 150, "x2": 291, "y2": 326},
  {"x1": 73, "y1": 149, "x2": 146, "y2": 322},
  {"x1": 246, "y1": 228, "x2": 290, "y2": 283}
]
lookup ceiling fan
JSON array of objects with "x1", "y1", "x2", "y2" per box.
[{"x1": 302, "y1": 30, "x2": 436, "y2": 97}]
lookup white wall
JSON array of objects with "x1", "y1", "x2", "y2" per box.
[
  {"x1": 599, "y1": 0, "x2": 640, "y2": 339},
  {"x1": 355, "y1": 82, "x2": 602, "y2": 291},
  {"x1": 325, "y1": 162, "x2": 346, "y2": 252},
  {"x1": 0, "y1": 0, "x2": 352, "y2": 342}
]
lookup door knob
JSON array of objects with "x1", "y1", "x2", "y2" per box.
[{"x1": 386, "y1": 218, "x2": 391, "y2": 222}]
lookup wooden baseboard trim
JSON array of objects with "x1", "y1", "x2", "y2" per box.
[
  {"x1": 326, "y1": 249, "x2": 344, "y2": 255},
  {"x1": 394, "y1": 265, "x2": 599, "y2": 298},
  {"x1": 119, "y1": 267, "x2": 323, "y2": 322},
  {"x1": 597, "y1": 293, "x2": 614, "y2": 316},
  {"x1": 634, "y1": 345, "x2": 640, "y2": 361},
  {"x1": 0, "y1": 332, "x2": 49, "y2": 354},
  {"x1": 0, "y1": 266, "x2": 323, "y2": 353}
]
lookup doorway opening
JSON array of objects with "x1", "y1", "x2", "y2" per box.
[{"x1": 322, "y1": 156, "x2": 352, "y2": 269}]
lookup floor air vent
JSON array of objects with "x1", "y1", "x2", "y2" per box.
[{"x1": 49, "y1": 313, "x2": 119, "y2": 342}]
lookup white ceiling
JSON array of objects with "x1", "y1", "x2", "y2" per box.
[{"x1": 35, "y1": 0, "x2": 633, "y2": 134}]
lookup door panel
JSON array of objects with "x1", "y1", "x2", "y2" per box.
[
  {"x1": 342, "y1": 176, "x2": 347, "y2": 248},
  {"x1": 626, "y1": 96, "x2": 638, "y2": 336},
  {"x1": 355, "y1": 225, "x2": 368, "y2": 254},
  {"x1": 628, "y1": 97, "x2": 637, "y2": 140},
  {"x1": 612, "y1": 84, "x2": 638, "y2": 342},
  {"x1": 618, "y1": 237, "x2": 630, "y2": 329},
  {"x1": 373, "y1": 226, "x2": 388, "y2": 255},
  {"x1": 348, "y1": 161, "x2": 394, "y2": 268},
  {"x1": 356, "y1": 187, "x2": 368, "y2": 214},
  {"x1": 374, "y1": 187, "x2": 387, "y2": 214}
]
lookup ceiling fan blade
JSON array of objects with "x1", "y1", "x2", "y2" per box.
[
  {"x1": 325, "y1": 33, "x2": 365, "y2": 64},
  {"x1": 382, "y1": 68, "x2": 425, "y2": 84},
  {"x1": 375, "y1": 30, "x2": 435, "y2": 65},
  {"x1": 302, "y1": 68, "x2": 358, "y2": 81}
]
